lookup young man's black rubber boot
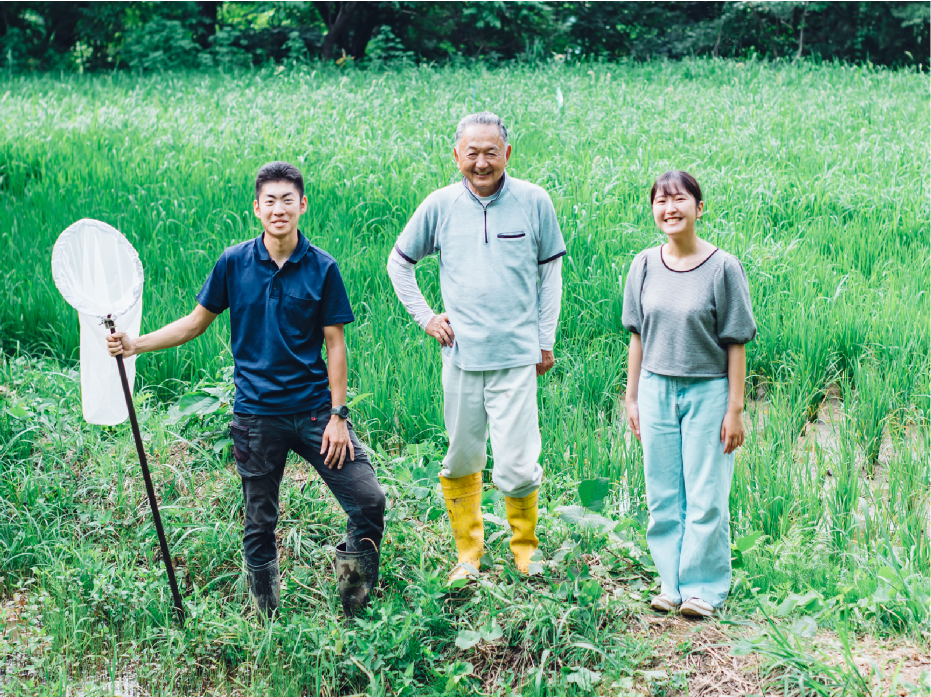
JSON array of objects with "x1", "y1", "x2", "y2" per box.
[
  {"x1": 334, "y1": 540, "x2": 380, "y2": 616},
  {"x1": 246, "y1": 557, "x2": 280, "y2": 621}
]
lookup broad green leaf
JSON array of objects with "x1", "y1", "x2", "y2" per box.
[
  {"x1": 6, "y1": 405, "x2": 28, "y2": 419},
  {"x1": 578, "y1": 477, "x2": 611, "y2": 512},
  {"x1": 872, "y1": 585, "x2": 897, "y2": 603},
  {"x1": 454, "y1": 630, "x2": 481, "y2": 650},
  {"x1": 578, "y1": 579, "x2": 603, "y2": 606},
  {"x1": 479, "y1": 621, "x2": 503, "y2": 642},
  {"x1": 566, "y1": 667, "x2": 602, "y2": 691},
  {"x1": 797, "y1": 590, "x2": 824, "y2": 612},
  {"x1": 406, "y1": 441, "x2": 434, "y2": 457},
  {"x1": 791, "y1": 616, "x2": 818, "y2": 638},
  {"x1": 639, "y1": 669, "x2": 667, "y2": 680},
  {"x1": 556, "y1": 505, "x2": 616, "y2": 533},
  {"x1": 482, "y1": 513, "x2": 507, "y2": 527},
  {"x1": 481, "y1": 489, "x2": 503, "y2": 508},
  {"x1": 776, "y1": 595, "x2": 798, "y2": 617},
  {"x1": 410, "y1": 485, "x2": 431, "y2": 500},
  {"x1": 177, "y1": 393, "x2": 220, "y2": 416},
  {"x1": 164, "y1": 404, "x2": 185, "y2": 425},
  {"x1": 213, "y1": 437, "x2": 232, "y2": 453},
  {"x1": 446, "y1": 577, "x2": 470, "y2": 591},
  {"x1": 735, "y1": 530, "x2": 763, "y2": 553},
  {"x1": 877, "y1": 566, "x2": 903, "y2": 589}
]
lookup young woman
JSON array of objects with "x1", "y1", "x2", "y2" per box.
[{"x1": 622, "y1": 171, "x2": 756, "y2": 618}]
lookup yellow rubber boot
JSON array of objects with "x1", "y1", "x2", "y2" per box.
[
  {"x1": 439, "y1": 472, "x2": 484, "y2": 583},
  {"x1": 505, "y1": 490, "x2": 539, "y2": 574}
]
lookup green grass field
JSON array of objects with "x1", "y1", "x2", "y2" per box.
[{"x1": 0, "y1": 59, "x2": 928, "y2": 695}]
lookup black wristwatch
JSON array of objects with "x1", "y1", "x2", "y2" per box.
[{"x1": 330, "y1": 405, "x2": 350, "y2": 420}]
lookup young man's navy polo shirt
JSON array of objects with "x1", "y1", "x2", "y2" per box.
[{"x1": 197, "y1": 231, "x2": 355, "y2": 415}]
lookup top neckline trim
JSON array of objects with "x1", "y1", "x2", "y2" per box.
[
  {"x1": 461, "y1": 172, "x2": 507, "y2": 207},
  {"x1": 659, "y1": 245, "x2": 719, "y2": 273}
]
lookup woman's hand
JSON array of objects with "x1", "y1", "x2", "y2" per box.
[
  {"x1": 626, "y1": 397, "x2": 641, "y2": 442},
  {"x1": 625, "y1": 334, "x2": 643, "y2": 442},
  {"x1": 720, "y1": 408, "x2": 745, "y2": 454}
]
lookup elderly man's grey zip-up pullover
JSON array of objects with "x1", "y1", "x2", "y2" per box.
[{"x1": 388, "y1": 173, "x2": 566, "y2": 371}]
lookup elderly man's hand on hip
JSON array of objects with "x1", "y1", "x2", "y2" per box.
[
  {"x1": 536, "y1": 350, "x2": 555, "y2": 376},
  {"x1": 426, "y1": 313, "x2": 455, "y2": 347}
]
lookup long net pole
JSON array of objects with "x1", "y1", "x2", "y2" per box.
[{"x1": 105, "y1": 316, "x2": 185, "y2": 627}]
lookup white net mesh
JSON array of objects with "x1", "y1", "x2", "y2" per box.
[
  {"x1": 51, "y1": 219, "x2": 145, "y2": 425},
  {"x1": 51, "y1": 218, "x2": 143, "y2": 321}
]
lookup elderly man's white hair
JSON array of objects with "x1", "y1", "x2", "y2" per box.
[{"x1": 454, "y1": 111, "x2": 509, "y2": 149}]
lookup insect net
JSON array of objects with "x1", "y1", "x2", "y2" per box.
[{"x1": 51, "y1": 219, "x2": 144, "y2": 425}]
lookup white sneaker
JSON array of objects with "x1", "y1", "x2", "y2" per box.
[
  {"x1": 679, "y1": 597, "x2": 714, "y2": 618},
  {"x1": 650, "y1": 594, "x2": 679, "y2": 613}
]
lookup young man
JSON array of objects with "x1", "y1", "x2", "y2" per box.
[
  {"x1": 386, "y1": 112, "x2": 565, "y2": 582},
  {"x1": 106, "y1": 162, "x2": 385, "y2": 618}
]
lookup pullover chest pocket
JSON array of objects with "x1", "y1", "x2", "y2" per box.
[
  {"x1": 280, "y1": 291, "x2": 318, "y2": 335},
  {"x1": 497, "y1": 231, "x2": 526, "y2": 240}
]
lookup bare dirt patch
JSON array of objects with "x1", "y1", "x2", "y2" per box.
[
  {"x1": 641, "y1": 612, "x2": 930, "y2": 697},
  {"x1": 643, "y1": 614, "x2": 768, "y2": 696},
  {"x1": 812, "y1": 631, "x2": 930, "y2": 697}
]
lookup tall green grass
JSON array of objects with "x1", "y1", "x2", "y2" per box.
[
  {"x1": 6, "y1": 58, "x2": 927, "y2": 549},
  {"x1": 0, "y1": 59, "x2": 928, "y2": 694},
  {"x1": 0, "y1": 59, "x2": 927, "y2": 442}
]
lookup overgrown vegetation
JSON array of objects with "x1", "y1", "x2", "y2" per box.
[
  {"x1": 0, "y1": 59, "x2": 928, "y2": 694},
  {"x1": 1, "y1": 1, "x2": 928, "y2": 72},
  {"x1": 0, "y1": 352, "x2": 928, "y2": 695}
]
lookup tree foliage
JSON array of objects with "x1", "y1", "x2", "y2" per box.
[{"x1": 0, "y1": 1, "x2": 927, "y2": 71}]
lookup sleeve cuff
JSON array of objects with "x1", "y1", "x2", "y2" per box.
[
  {"x1": 196, "y1": 296, "x2": 225, "y2": 315},
  {"x1": 539, "y1": 250, "x2": 567, "y2": 265},
  {"x1": 321, "y1": 314, "x2": 356, "y2": 327},
  {"x1": 394, "y1": 245, "x2": 418, "y2": 265}
]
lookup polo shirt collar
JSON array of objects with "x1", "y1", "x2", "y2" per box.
[{"x1": 254, "y1": 230, "x2": 310, "y2": 264}]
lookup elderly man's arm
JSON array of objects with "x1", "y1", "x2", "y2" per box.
[
  {"x1": 386, "y1": 248, "x2": 455, "y2": 347},
  {"x1": 536, "y1": 256, "x2": 563, "y2": 376}
]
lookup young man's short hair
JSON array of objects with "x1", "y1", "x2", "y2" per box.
[{"x1": 255, "y1": 161, "x2": 305, "y2": 200}]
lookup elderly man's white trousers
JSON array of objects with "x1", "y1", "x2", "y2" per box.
[{"x1": 440, "y1": 355, "x2": 542, "y2": 498}]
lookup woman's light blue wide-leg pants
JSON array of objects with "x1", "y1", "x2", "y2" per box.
[{"x1": 638, "y1": 369, "x2": 734, "y2": 607}]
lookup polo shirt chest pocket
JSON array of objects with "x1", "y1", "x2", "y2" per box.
[
  {"x1": 495, "y1": 230, "x2": 536, "y2": 272},
  {"x1": 497, "y1": 231, "x2": 526, "y2": 241},
  {"x1": 280, "y1": 291, "x2": 319, "y2": 335}
]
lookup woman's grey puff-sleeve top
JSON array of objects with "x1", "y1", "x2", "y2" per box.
[{"x1": 622, "y1": 246, "x2": 757, "y2": 378}]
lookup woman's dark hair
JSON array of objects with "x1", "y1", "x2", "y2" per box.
[
  {"x1": 650, "y1": 170, "x2": 703, "y2": 204},
  {"x1": 255, "y1": 161, "x2": 305, "y2": 200}
]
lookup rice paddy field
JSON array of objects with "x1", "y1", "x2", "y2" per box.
[{"x1": 0, "y1": 59, "x2": 929, "y2": 695}]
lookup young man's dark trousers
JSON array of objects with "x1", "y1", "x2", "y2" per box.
[{"x1": 230, "y1": 409, "x2": 386, "y2": 568}]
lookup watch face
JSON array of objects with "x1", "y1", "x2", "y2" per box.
[{"x1": 335, "y1": 405, "x2": 350, "y2": 419}]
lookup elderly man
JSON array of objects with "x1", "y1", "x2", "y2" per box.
[{"x1": 387, "y1": 112, "x2": 565, "y2": 581}]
